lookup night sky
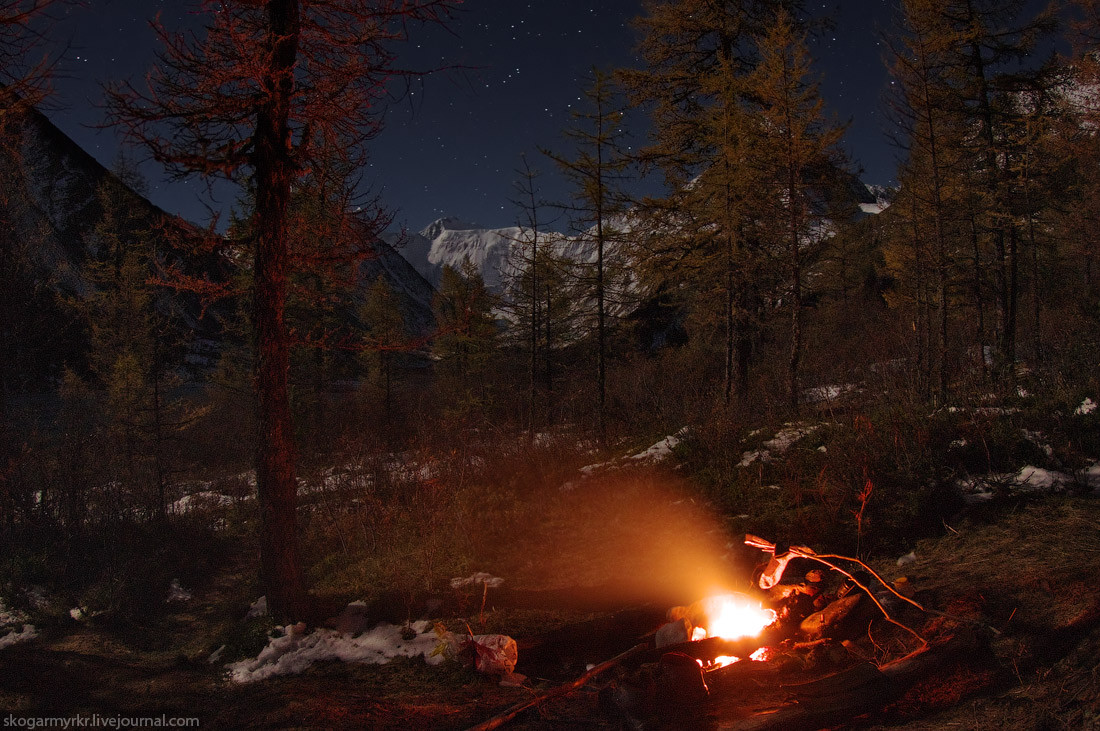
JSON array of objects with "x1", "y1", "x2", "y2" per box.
[{"x1": 45, "y1": 1, "x2": 905, "y2": 232}]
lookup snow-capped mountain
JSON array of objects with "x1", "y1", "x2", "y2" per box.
[
  {"x1": 391, "y1": 174, "x2": 887, "y2": 297},
  {"x1": 385, "y1": 214, "x2": 641, "y2": 295},
  {"x1": 385, "y1": 218, "x2": 527, "y2": 290}
]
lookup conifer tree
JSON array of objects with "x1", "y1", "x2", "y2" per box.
[
  {"x1": 887, "y1": 0, "x2": 969, "y2": 400},
  {"x1": 504, "y1": 155, "x2": 546, "y2": 427},
  {"x1": 0, "y1": 0, "x2": 61, "y2": 138},
  {"x1": 543, "y1": 69, "x2": 633, "y2": 441},
  {"x1": 624, "y1": 0, "x2": 803, "y2": 407},
  {"x1": 359, "y1": 275, "x2": 407, "y2": 422},
  {"x1": 747, "y1": 10, "x2": 846, "y2": 413},
  {"x1": 886, "y1": 0, "x2": 1057, "y2": 396},
  {"x1": 432, "y1": 259, "x2": 498, "y2": 416},
  {"x1": 80, "y1": 163, "x2": 175, "y2": 520},
  {"x1": 107, "y1": 0, "x2": 457, "y2": 621}
]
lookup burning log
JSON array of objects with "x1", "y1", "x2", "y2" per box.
[{"x1": 799, "y1": 593, "x2": 863, "y2": 640}]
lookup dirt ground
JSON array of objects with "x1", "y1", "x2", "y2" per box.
[{"x1": 2, "y1": 486, "x2": 1099, "y2": 730}]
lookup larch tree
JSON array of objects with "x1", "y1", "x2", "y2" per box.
[
  {"x1": 747, "y1": 10, "x2": 846, "y2": 414},
  {"x1": 941, "y1": 0, "x2": 1055, "y2": 382},
  {"x1": 543, "y1": 69, "x2": 633, "y2": 442},
  {"x1": 886, "y1": 0, "x2": 1057, "y2": 397},
  {"x1": 504, "y1": 155, "x2": 547, "y2": 428},
  {"x1": 80, "y1": 159, "x2": 188, "y2": 521},
  {"x1": 432, "y1": 259, "x2": 498, "y2": 417},
  {"x1": 887, "y1": 0, "x2": 968, "y2": 401},
  {"x1": 1060, "y1": 0, "x2": 1100, "y2": 327},
  {"x1": 0, "y1": 0, "x2": 60, "y2": 134},
  {"x1": 623, "y1": 0, "x2": 804, "y2": 407},
  {"x1": 1, "y1": 0, "x2": 63, "y2": 410},
  {"x1": 106, "y1": 0, "x2": 457, "y2": 622}
]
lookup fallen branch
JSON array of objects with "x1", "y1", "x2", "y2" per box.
[
  {"x1": 745, "y1": 535, "x2": 929, "y2": 647},
  {"x1": 465, "y1": 642, "x2": 650, "y2": 731},
  {"x1": 720, "y1": 632, "x2": 981, "y2": 731}
]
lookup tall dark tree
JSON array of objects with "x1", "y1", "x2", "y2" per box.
[
  {"x1": 886, "y1": 0, "x2": 970, "y2": 400},
  {"x1": 624, "y1": 0, "x2": 803, "y2": 407},
  {"x1": 107, "y1": 0, "x2": 457, "y2": 621},
  {"x1": 505, "y1": 155, "x2": 547, "y2": 428},
  {"x1": 432, "y1": 259, "x2": 498, "y2": 416},
  {"x1": 0, "y1": 0, "x2": 60, "y2": 132},
  {"x1": 544, "y1": 69, "x2": 633, "y2": 442},
  {"x1": 748, "y1": 10, "x2": 846, "y2": 414}
]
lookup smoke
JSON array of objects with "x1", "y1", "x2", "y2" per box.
[{"x1": 505, "y1": 471, "x2": 760, "y2": 608}]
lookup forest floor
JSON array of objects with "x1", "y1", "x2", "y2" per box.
[{"x1": 2, "y1": 468, "x2": 1099, "y2": 730}]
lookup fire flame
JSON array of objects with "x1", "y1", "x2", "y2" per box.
[
  {"x1": 698, "y1": 594, "x2": 777, "y2": 641},
  {"x1": 690, "y1": 594, "x2": 777, "y2": 670}
]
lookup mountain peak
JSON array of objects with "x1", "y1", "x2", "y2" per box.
[{"x1": 420, "y1": 216, "x2": 482, "y2": 240}]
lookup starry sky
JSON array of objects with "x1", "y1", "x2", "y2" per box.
[{"x1": 45, "y1": 1, "x2": 910, "y2": 232}]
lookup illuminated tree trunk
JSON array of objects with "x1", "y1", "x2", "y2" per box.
[{"x1": 251, "y1": 0, "x2": 306, "y2": 621}]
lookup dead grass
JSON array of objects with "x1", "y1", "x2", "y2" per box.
[{"x1": 861, "y1": 497, "x2": 1100, "y2": 730}]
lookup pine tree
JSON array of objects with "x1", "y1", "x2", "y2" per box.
[{"x1": 106, "y1": 0, "x2": 458, "y2": 621}]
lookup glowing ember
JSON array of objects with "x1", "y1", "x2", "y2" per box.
[
  {"x1": 691, "y1": 627, "x2": 707, "y2": 642},
  {"x1": 750, "y1": 647, "x2": 771, "y2": 662},
  {"x1": 699, "y1": 594, "x2": 777, "y2": 640},
  {"x1": 712, "y1": 655, "x2": 740, "y2": 668}
]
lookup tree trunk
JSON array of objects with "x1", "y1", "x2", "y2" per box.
[
  {"x1": 1028, "y1": 212, "x2": 1042, "y2": 364},
  {"x1": 252, "y1": 0, "x2": 307, "y2": 623},
  {"x1": 1005, "y1": 225, "x2": 1019, "y2": 379}
]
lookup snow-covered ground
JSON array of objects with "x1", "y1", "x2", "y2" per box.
[
  {"x1": 739, "y1": 424, "x2": 821, "y2": 467},
  {"x1": 958, "y1": 462, "x2": 1100, "y2": 503},
  {"x1": 227, "y1": 618, "x2": 444, "y2": 683},
  {"x1": 564, "y1": 429, "x2": 688, "y2": 490},
  {"x1": 0, "y1": 599, "x2": 36, "y2": 650},
  {"x1": 0, "y1": 624, "x2": 37, "y2": 650}
]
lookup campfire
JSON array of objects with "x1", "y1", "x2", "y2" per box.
[
  {"x1": 669, "y1": 593, "x2": 778, "y2": 669},
  {"x1": 469, "y1": 533, "x2": 936, "y2": 731},
  {"x1": 594, "y1": 533, "x2": 930, "y2": 726}
]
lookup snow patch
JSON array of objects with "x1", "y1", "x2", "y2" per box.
[
  {"x1": 630, "y1": 428, "x2": 688, "y2": 462},
  {"x1": 171, "y1": 491, "x2": 235, "y2": 514},
  {"x1": 227, "y1": 620, "x2": 443, "y2": 683},
  {"x1": 1015, "y1": 466, "x2": 1074, "y2": 491},
  {"x1": 739, "y1": 424, "x2": 821, "y2": 467},
  {"x1": 565, "y1": 429, "x2": 688, "y2": 489},
  {"x1": 451, "y1": 572, "x2": 504, "y2": 590},
  {"x1": 958, "y1": 465, "x2": 1076, "y2": 502},
  {"x1": 245, "y1": 596, "x2": 268, "y2": 620},
  {"x1": 1020, "y1": 430, "x2": 1054, "y2": 458},
  {"x1": 803, "y1": 384, "x2": 857, "y2": 404},
  {"x1": 1082, "y1": 462, "x2": 1100, "y2": 493},
  {"x1": 166, "y1": 579, "x2": 192, "y2": 603},
  {"x1": 0, "y1": 625, "x2": 36, "y2": 650},
  {"x1": 0, "y1": 600, "x2": 28, "y2": 628}
]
